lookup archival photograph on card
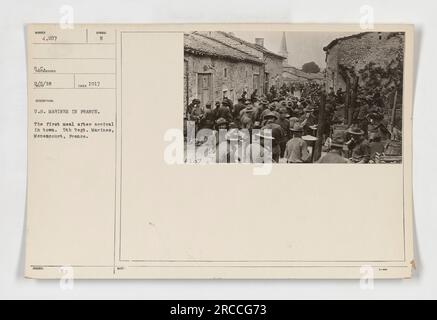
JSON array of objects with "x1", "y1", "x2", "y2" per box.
[
  {"x1": 24, "y1": 24, "x2": 414, "y2": 279},
  {"x1": 183, "y1": 31, "x2": 405, "y2": 164}
]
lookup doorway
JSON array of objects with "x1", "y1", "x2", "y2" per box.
[{"x1": 197, "y1": 73, "x2": 212, "y2": 108}]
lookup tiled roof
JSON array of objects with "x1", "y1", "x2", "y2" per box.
[
  {"x1": 216, "y1": 31, "x2": 286, "y2": 60},
  {"x1": 184, "y1": 32, "x2": 264, "y2": 64},
  {"x1": 322, "y1": 32, "x2": 409, "y2": 51},
  {"x1": 283, "y1": 65, "x2": 324, "y2": 80},
  {"x1": 323, "y1": 32, "x2": 372, "y2": 51}
]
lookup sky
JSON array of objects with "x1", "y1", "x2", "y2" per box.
[{"x1": 234, "y1": 31, "x2": 356, "y2": 69}]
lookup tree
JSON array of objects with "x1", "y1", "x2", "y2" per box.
[{"x1": 302, "y1": 61, "x2": 321, "y2": 74}]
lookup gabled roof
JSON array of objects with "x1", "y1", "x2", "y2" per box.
[
  {"x1": 283, "y1": 65, "x2": 324, "y2": 80},
  {"x1": 324, "y1": 32, "x2": 405, "y2": 51},
  {"x1": 216, "y1": 31, "x2": 286, "y2": 60},
  {"x1": 323, "y1": 32, "x2": 372, "y2": 51},
  {"x1": 184, "y1": 32, "x2": 264, "y2": 64}
]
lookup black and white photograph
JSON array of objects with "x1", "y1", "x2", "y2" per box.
[{"x1": 184, "y1": 31, "x2": 405, "y2": 164}]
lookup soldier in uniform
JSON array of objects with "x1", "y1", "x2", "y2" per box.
[
  {"x1": 275, "y1": 107, "x2": 291, "y2": 157},
  {"x1": 232, "y1": 97, "x2": 246, "y2": 125},
  {"x1": 354, "y1": 100, "x2": 370, "y2": 137},
  {"x1": 318, "y1": 142, "x2": 349, "y2": 163},
  {"x1": 246, "y1": 129, "x2": 275, "y2": 163},
  {"x1": 214, "y1": 118, "x2": 230, "y2": 163},
  {"x1": 215, "y1": 101, "x2": 233, "y2": 123},
  {"x1": 346, "y1": 125, "x2": 371, "y2": 163},
  {"x1": 284, "y1": 123, "x2": 310, "y2": 163},
  {"x1": 186, "y1": 98, "x2": 200, "y2": 119},
  {"x1": 202, "y1": 102, "x2": 216, "y2": 129},
  {"x1": 240, "y1": 100, "x2": 256, "y2": 129},
  {"x1": 261, "y1": 111, "x2": 284, "y2": 163},
  {"x1": 301, "y1": 106, "x2": 318, "y2": 136},
  {"x1": 222, "y1": 96, "x2": 234, "y2": 113},
  {"x1": 254, "y1": 99, "x2": 268, "y2": 123},
  {"x1": 189, "y1": 101, "x2": 204, "y2": 131}
]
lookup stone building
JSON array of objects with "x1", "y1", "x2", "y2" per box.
[
  {"x1": 184, "y1": 32, "x2": 265, "y2": 109},
  {"x1": 282, "y1": 65, "x2": 324, "y2": 85},
  {"x1": 194, "y1": 31, "x2": 286, "y2": 96},
  {"x1": 323, "y1": 32, "x2": 405, "y2": 125},
  {"x1": 323, "y1": 32, "x2": 405, "y2": 92}
]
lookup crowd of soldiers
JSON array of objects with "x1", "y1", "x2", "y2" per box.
[
  {"x1": 324, "y1": 84, "x2": 402, "y2": 164},
  {"x1": 185, "y1": 82, "x2": 402, "y2": 164}
]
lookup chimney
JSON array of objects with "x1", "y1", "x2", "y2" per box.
[{"x1": 255, "y1": 38, "x2": 264, "y2": 47}]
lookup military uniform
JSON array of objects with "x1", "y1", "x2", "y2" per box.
[
  {"x1": 350, "y1": 139, "x2": 371, "y2": 163},
  {"x1": 261, "y1": 120, "x2": 283, "y2": 163}
]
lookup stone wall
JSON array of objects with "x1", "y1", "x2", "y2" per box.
[
  {"x1": 196, "y1": 32, "x2": 285, "y2": 94},
  {"x1": 184, "y1": 52, "x2": 262, "y2": 108},
  {"x1": 325, "y1": 32, "x2": 405, "y2": 91},
  {"x1": 264, "y1": 54, "x2": 284, "y2": 89},
  {"x1": 325, "y1": 45, "x2": 344, "y2": 90}
]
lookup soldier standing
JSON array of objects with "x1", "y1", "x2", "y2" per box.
[{"x1": 284, "y1": 123, "x2": 310, "y2": 163}]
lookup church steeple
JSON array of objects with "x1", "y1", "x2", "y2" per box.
[{"x1": 279, "y1": 32, "x2": 288, "y2": 65}]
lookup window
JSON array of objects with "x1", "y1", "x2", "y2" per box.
[{"x1": 224, "y1": 67, "x2": 228, "y2": 78}]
